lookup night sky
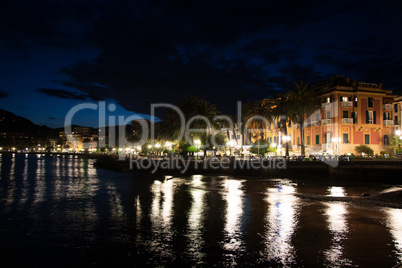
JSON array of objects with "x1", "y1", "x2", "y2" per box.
[{"x1": 0, "y1": 0, "x2": 401, "y2": 128}]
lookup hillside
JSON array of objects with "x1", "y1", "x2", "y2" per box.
[{"x1": 0, "y1": 109, "x2": 58, "y2": 139}]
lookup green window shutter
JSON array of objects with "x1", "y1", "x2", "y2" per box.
[
  {"x1": 352, "y1": 112, "x2": 356, "y2": 123},
  {"x1": 365, "y1": 134, "x2": 370, "y2": 144},
  {"x1": 340, "y1": 96, "x2": 343, "y2": 102},
  {"x1": 373, "y1": 111, "x2": 376, "y2": 124},
  {"x1": 316, "y1": 135, "x2": 319, "y2": 144},
  {"x1": 366, "y1": 110, "x2": 369, "y2": 123}
]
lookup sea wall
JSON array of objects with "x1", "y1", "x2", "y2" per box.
[{"x1": 94, "y1": 156, "x2": 402, "y2": 182}]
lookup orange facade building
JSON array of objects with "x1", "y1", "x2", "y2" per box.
[{"x1": 266, "y1": 80, "x2": 397, "y2": 156}]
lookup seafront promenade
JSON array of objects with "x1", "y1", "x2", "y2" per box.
[{"x1": 91, "y1": 154, "x2": 402, "y2": 182}]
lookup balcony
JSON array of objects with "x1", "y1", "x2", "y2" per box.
[
  {"x1": 321, "y1": 143, "x2": 332, "y2": 150},
  {"x1": 293, "y1": 123, "x2": 300, "y2": 129},
  {"x1": 383, "y1": 104, "x2": 393, "y2": 110},
  {"x1": 321, "y1": 119, "x2": 332, "y2": 125},
  {"x1": 341, "y1": 101, "x2": 353, "y2": 107},
  {"x1": 322, "y1": 102, "x2": 331, "y2": 109},
  {"x1": 342, "y1": 118, "x2": 353, "y2": 124},
  {"x1": 311, "y1": 121, "x2": 320, "y2": 126},
  {"x1": 384, "y1": 120, "x2": 394, "y2": 126}
]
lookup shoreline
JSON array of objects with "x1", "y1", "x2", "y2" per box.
[{"x1": 94, "y1": 155, "x2": 402, "y2": 182}]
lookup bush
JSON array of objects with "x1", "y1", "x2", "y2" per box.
[{"x1": 355, "y1": 145, "x2": 374, "y2": 156}]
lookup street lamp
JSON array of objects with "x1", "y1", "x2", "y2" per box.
[
  {"x1": 282, "y1": 135, "x2": 291, "y2": 157},
  {"x1": 332, "y1": 137, "x2": 341, "y2": 157},
  {"x1": 228, "y1": 140, "x2": 235, "y2": 156},
  {"x1": 194, "y1": 139, "x2": 201, "y2": 158}
]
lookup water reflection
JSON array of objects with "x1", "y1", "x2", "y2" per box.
[
  {"x1": 222, "y1": 179, "x2": 245, "y2": 252},
  {"x1": 149, "y1": 179, "x2": 176, "y2": 259},
  {"x1": 261, "y1": 182, "x2": 298, "y2": 266},
  {"x1": 324, "y1": 186, "x2": 352, "y2": 267},
  {"x1": 186, "y1": 175, "x2": 206, "y2": 261},
  {"x1": 386, "y1": 208, "x2": 402, "y2": 262},
  {"x1": 1, "y1": 154, "x2": 402, "y2": 267},
  {"x1": 328, "y1": 186, "x2": 346, "y2": 197}
]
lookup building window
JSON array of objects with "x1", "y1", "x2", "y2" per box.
[
  {"x1": 384, "y1": 135, "x2": 389, "y2": 146},
  {"x1": 307, "y1": 136, "x2": 310, "y2": 145},
  {"x1": 341, "y1": 96, "x2": 348, "y2": 102},
  {"x1": 366, "y1": 110, "x2": 376, "y2": 124},
  {"x1": 365, "y1": 134, "x2": 370, "y2": 144},
  {"x1": 354, "y1": 97, "x2": 358, "y2": 107},
  {"x1": 343, "y1": 110, "x2": 349, "y2": 118},
  {"x1": 395, "y1": 116, "x2": 399, "y2": 126},
  {"x1": 316, "y1": 135, "x2": 320, "y2": 145},
  {"x1": 297, "y1": 137, "x2": 300, "y2": 145},
  {"x1": 368, "y1": 98, "x2": 374, "y2": 108},
  {"x1": 343, "y1": 133, "x2": 349, "y2": 144},
  {"x1": 326, "y1": 111, "x2": 331, "y2": 119},
  {"x1": 315, "y1": 112, "x2": 320, "y2": 121},
  {"x1": 352, "y1": 112, "x2": 357, "y2": 124},
  {"x1": 324, "y1": 133, "x2": 332, "y2": 143},
  {"x1": 395, "y1": 104, "x2": 398, "y2": 113}
]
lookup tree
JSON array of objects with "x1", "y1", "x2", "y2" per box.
[
  {"x1": 282, "y1": 81, "x2": 321, "y2": 156},
  {"x1": 388, "y1": 136, "x2": 402, "y2": 155},
  {"x1": 159, "y1": 96, "x2": 220, "y2": 143},
  {"x1": 271, "y1": 93, "x2": 295, "y2": 157},
  {"x1": 355, "y1": 145, "x2": 374, "y2": 156},
  {"x1": 243, "y1": 100, "x2": 273, "y2": 144},
  {"x1": 249, "y1": 140, "x2": 276, "y2": 156}
]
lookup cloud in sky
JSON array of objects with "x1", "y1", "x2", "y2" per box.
[
  {"x1": 0, "y1": 90, "x2": 9, "y2": 99},
  {"x1": 0, "y1": 0, "x2": 401, "y2": 125}
]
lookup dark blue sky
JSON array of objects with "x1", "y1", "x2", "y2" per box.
[{"x1": 0, "y1": 0, "x2": 401, "y2": 128}]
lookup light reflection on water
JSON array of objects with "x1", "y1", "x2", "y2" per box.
[
  {"x1": 1, "y1": 153, "x2": 402, "y2": 267},
  {"x1": 222, "y1": 178, "x2": 245, "y2": 255},
  {"x1": 386, "y1": 208, "x2": 402, "y2": 263},
  {"x1": 261, "y1": 182, "x2": 298, "y2": 266},
  {"x1": 186, "y1": 175, "x2": 207, "y2": 261}
]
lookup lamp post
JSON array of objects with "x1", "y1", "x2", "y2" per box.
[
  {"x1": 271, "y1": 142, "x2": 277, "y2": 156},
  {"x1": 194, "y1": 139, "x2": 201, "y2": 158},
  {"x1": 332, "y1": 137, "x2": 341, "y2": 157},
  {"x1": 282, "y1": 135, "x2": 291, "y2": 157},
  {"x1": 228, "y1": 140, "x2": 235, "y2": 156}
]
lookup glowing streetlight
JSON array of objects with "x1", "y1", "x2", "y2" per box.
[{"x1": 332, "y1": 137, "x2": 341, "y2": 156}]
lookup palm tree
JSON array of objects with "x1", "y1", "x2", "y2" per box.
[
  {"x1": 242, "y1": 100, "x2": 273, "y2": 147},
  {"x1": 271, "y1": 93, "x2": 295, "y2": 157},
  {"x1": 283, "y1": 81, "x2": 321, "y2": 156}
]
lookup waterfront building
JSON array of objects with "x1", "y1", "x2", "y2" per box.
[
  {"x1": 394, "y1": 95, "x2": 402, "y2": 132},
  {"x1": 265, "y1": 79, "x2": 398, "y2": 156}
]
